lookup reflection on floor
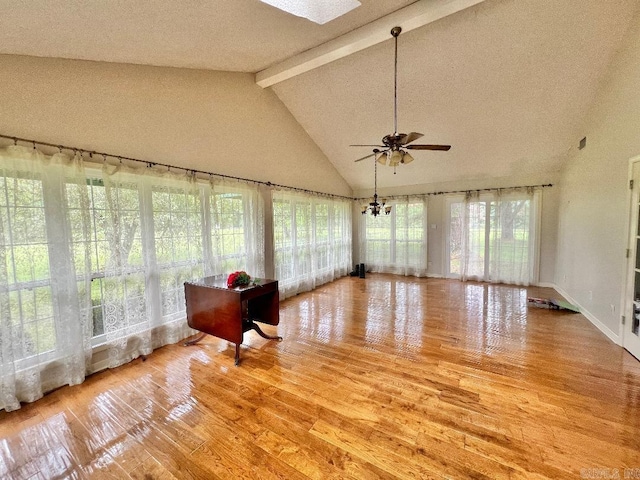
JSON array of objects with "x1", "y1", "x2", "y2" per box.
[{"x1": 1, "y1": 274, "x2": 639, "y2": 479}]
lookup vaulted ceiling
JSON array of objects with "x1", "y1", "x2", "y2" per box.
[{"x1": 1, "y1": 0, "x2": 638, "y2": 191}]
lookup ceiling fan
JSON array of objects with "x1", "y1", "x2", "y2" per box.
[{"x1": 352, "y1": 26, "x2": 451, "y2": 167}]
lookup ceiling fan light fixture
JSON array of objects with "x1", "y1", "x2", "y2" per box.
[
  {"x1": 377, "y1": 152, "x2": 388, "y2": 165},
  {"x1": 390, "y1": 150, "x2": 402, "y2": 166},
  {"x1": 401, "y1": 151, "x2": 414, "y2": 164}
]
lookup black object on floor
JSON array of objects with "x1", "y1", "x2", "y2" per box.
[{"x1": 349, "y1": 264, "x2": 360, "y2": 277}]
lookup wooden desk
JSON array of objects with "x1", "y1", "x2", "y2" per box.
[{"x1": 183, "y1": 276, "x2": 281, "y2": 365}]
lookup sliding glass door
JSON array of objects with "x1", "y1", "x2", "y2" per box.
[{"x1": 447, "y1": 191, "x2": 539, "y2": 285}]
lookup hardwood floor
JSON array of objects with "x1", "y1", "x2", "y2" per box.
[{"x1": 1, "y1": 274, "x2": 640, "y2": 479}]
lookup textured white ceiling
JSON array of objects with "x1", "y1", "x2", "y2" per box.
[
  {"x1": 0, "y1": 0, "x2": 638, "y2": 192},
  {"x1": 273, "y1": 0, "x2": 640, "y2": 190},
  {"x1": 0, "y1": 0, "x2": 414, "y2": 72}
]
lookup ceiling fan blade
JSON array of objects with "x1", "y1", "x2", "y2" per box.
[
  {"x1": 405, "y1": 144, "x2": 451, "y2": 151},
  {"x1": 350, "y1": 144, "x2": 386, "y2": 147},
  {"x1": 399, "y1": 132, "x2": 423, "y2": 145},
  {"x1": 354, "y1": 152, "x2": 377, "y2": 162}
]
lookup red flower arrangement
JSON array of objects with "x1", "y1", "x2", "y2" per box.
[{"x1": 227, "y1": 271, "x2": 252, "y2": 288}]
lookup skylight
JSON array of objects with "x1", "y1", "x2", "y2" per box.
[{"x1": 260, "y1": 0, "x2": 361, "y2": 25}]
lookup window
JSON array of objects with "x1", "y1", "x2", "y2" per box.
[
  {"x1": 365, "y1": 213, "x2": 393, "y2": 266},
  {"x1": 273, "y1": 197, "x2": 294, "y2": 283},
  {"x1": 1, "y1": 172, "x2": 56, "y2": 363},
  {"x1": 361, "y1": 199, "x2": 428, "y2": 276},
  {"x1": 211, "y1": 192, "x2": 245, "y2": 272},
  {"x1": 152, "y1": 184, "x2": 205, "y2": 320},
  {"x1": 210, "y1": 181, "x2": 265, "y2": 277},
  {"x1": 1, "y1": 146, "x2": 269, "y2": 412},
  {"x1": 314, "y1": 203, "x2": 330, "y2": 272},
  {"x1": 273, "y1": 191, "x2": 351, "y2": 299},
  {"x1": 67, "y1": 177, "x2": 147, "y2": 341},
  {"x1": 395, "y1": 203, "x2": 426, "y2": 268},
  {"x1": 1, "y1": 148, "x2": 97, "y2": 412}
]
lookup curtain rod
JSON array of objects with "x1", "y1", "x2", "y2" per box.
[
  {"x1": 0, "y1": 133, "x2": 353, "y2": 201},
  {"x1": 0, "y1": 134, "x2": 554, "y2": 203},
  {"x1": 354, "y1": 183, "x2": 553, "y2": 201}
]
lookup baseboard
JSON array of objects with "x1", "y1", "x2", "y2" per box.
[
  {"x1": 552, "y1": 284, "x2": 621, "y2": 346},
  {"x1": 536, "y1": 282, "x2": 556, "y2": 288}
]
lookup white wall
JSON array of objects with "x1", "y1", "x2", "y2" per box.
[
  {"x1": 0, "y1": 54, "x2": 352, "y2": 197},
  {"x1": 556, "y1": 9, "x2": 640, "y2": 343}
]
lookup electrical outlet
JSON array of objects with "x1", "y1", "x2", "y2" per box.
[
  {"x1": 610, "y1": 304, "x2": 616, "y2": 314},
  {"x1": 589, "y1": 290, "x2": 593, "y2": 301}
]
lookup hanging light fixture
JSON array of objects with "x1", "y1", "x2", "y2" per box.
[{"x1": 362, "y1": 150, "x2": 392, "y2": 217}]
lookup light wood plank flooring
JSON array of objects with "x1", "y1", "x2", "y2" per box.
[{"x1": 1, "y1": 274, "x2": 640, "y2": 479}]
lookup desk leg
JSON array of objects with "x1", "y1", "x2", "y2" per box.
[
  {"x1": 249, "y1": 322, "x2": 283, "y2": 341},
  {"x1": 235, "y1": 344, "x2": 240, "y2": 366},
  {"x1": 183, "y1": 332, "x2": 208, "y2": 346}
]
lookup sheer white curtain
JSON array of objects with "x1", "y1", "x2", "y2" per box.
[
  {"x1": 489, "y1": 189, "x2": 539, "y2": 285},
  {"x1": 459, "y1": 189, "x2": 540, "y2": 285},
  {"x1": 460, "y1": 191, "x2": 485, "y2": 281},
  {"x1": 94, "y1": 166, "x2": 203, "y2": 369},
  {"x1": 360, "y1": 197, "x2": 428, "y2": 276},
  {"x1": 273, "y1": 190, "x2": 351, "y2": 299},
  {"x1": 77, "y1": 169, "x2": 268, "y2": 371},
  {"x1": 1, "y1": 146, "x2": 271, "y2": 412},
  {"x1": 209, "y1": 178, "x2": 265, "y2": 278},
  {"x1": 0, "y1": 146, "x2": 93, "y2": 412}
]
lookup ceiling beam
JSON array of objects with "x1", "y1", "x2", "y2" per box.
[{"x1": 255, "y1": 0, "x2": 486, "y2": 88}]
